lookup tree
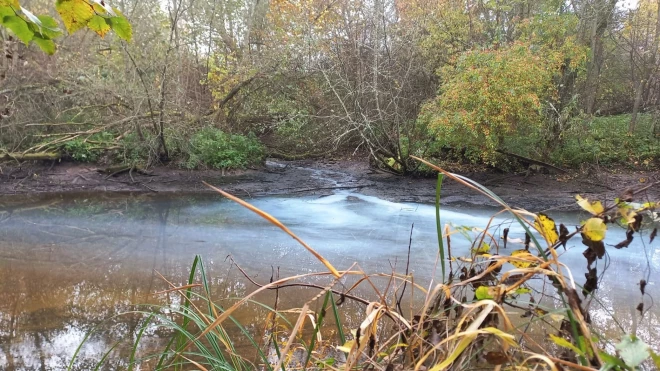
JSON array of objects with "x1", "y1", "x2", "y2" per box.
[
  {"x1": 421, "y1": 16, "x2": 587, "y2": 163},
  {"x1": 621, "y1": 0, "x2": 660, "y2": 132},
  {"x1": 574, "y1": 0, "x2": 619, "y2": 115},
  {"x1": 421, "y1": 43, "x2": 557, "y2": 162}
]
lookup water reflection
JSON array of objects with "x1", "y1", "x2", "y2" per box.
[{"x1": 0, "y1": 192, "x2": 658, "y2": 369}]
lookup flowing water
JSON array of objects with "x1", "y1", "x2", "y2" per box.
[{"x1": 0, "y1": 191, "x2": 658, "y2": 370}]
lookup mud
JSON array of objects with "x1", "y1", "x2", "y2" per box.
[{"x1": 0, "y1": 159, "x2": 658, "y2": 211}]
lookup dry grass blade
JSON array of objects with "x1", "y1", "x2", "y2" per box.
[
  {"x1": 153, "y1": 284, "x2": 202, "y2": 295},
  {"x1": 189, "y1": 271, "x2": 343, "y2": 347},
  {"x1": 343, "y1": 303, "x2": 388, "y2": 370},
  {"x1": 274, "y1": 266, "x2": 350, "y2": 370},
  {"x1": 521, "y1": 353, "x2": 559, "y2": 371},
  {"x1": 203, "y1": 181, "x2": 341, "y2": 278},
  {"x1": 273, "y1": 303, "x2": 309, "y2": 371},
  {"x1": 179, "y1": 354, "x2": 210, "y2": 371},
  {"x1": 416, "y1": 300, "x2": 515, "y2": 371}
]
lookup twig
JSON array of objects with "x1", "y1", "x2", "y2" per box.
[
  {"x1": 396, "y1": 223, "x2": 414, "y2": 316},
  {"x1": 228, "y1": 256, "x2": 371, "y2": 307}
]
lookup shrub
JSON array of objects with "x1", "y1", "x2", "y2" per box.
[
  {"x1": 62, "y1": 132, "x2": 115, "y2": 162},
  {"x1": 117, "y1": 132, "x2": 151, "y2": 165},
  {"x1": 186, "y1": 127, "x2": 264, "y2": 169}
]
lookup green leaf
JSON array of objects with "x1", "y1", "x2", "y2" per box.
[
  {"x1": 87, "y1": 14, "x2": 110, "y2": 37},
  {"x1": 599, "y1": 351, "x2": 627, "y2": 369},
  {"x1": 107, "y1": 14, "x2": 131, "y2": 41},
  {"x1": 3, "y1": 15, "x2": 33, "y2": 44},
  {"x1": 650, "y1": 350, "x2": 660, "y2": 369},
  {"x1": 615, "y1": 335, "x2": 650, "y2": 368},
  {"x1": 0, "y1": 6, "x2": 14, "y2": 18},
  {"x1": 32, "y1": 35, "x2": 55, "y2": 54},
  {"x1": 55, "y1": 0, "x2": 94, "y2": 33},
  {"x1": 549, "y1": 334, "x2": 585, "y2": 357},
  {"x1": 37, "y1": 15, "x2": 62, "y2": 38},
  {"x1": 475, "y1": 286, "x2": 493, "y2": 300}
]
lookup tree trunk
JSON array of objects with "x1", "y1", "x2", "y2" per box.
[
  {"x1": 581, "y1": 0, "x2": 618, "y2": 115},
  {"x1": 630, "y1": 0, "x2": 660, "y2": 133},
  {"x1": 630, "y1": 79, "x2": 646, "y2": 133}
]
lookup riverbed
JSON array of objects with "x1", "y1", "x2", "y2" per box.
[{"x1": 0, "y1": 189, "x2": 658, "y2": 370}]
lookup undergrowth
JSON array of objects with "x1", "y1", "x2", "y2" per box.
[
  {"x1": 3, "y1": 113, "x2": 658, "y2": 172},
  {"x1": 67, "y1": 158, "x2": 660, "y2": 370},
  {"x1": 551, "y1": 114, "x2": 660, "y2": 168},
  {"x1": 185, "y1": 127, "x2": 264, "y2": 170},
  {"x1": 423, "y1": 114, "x2": 660, "y2": 171},
  {"x1": 17, "y1": 126, "x2": 266, "y2": 170}
]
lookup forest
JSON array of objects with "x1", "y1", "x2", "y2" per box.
[{"x1": 0, "y1": 0, "x2": 659, "y2": 174}]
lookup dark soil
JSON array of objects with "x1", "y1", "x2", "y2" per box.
[{"x1": 0, "y1": 159, "x2": 658, "y2": 211}]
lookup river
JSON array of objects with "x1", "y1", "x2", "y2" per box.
[{"x1": 0, "y1": 191, "x2": 658, "y2": 370}]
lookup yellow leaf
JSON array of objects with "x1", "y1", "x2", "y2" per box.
[
  {"x1": 510, "y1": 249, "x2": 537, "y2": 268},
  {"x1": 641, "y1": 202, "x2": 657, "y2": 210},
  {"x1": 549, "y1": 334, "x2": 585, "y2": 357},
  {"x1": 582, "y1": 218, "x2": 607, "y2": 242},
  {"x1": 472, "y1": 242, "x2": 490, "y2": 255},
  {"x1": 534, "y1": 307, "x2": 548, "y2": 316},
  {"x1": 56, "y1": 0, "x2": 94, "y2": 33},
  {"x1": 0, "y1": 0, "x2": 19, "y2": 8},
  {"x1": 576, "y1": 195, "x2": 604, "y2": 215},
  {"x1": 618, "y1": 205, "x2": 638, "y2": 225},
  {"x1": 534, "y1": 213, "x2": 558, "y2": 245},
  {"x1": 482, "y1": 327, "x2": 518, "y2": 347},
  {"x1": 337, "y1": 339, "x2": 355, "y2": 353},
  {"x1": 549, "y1": 313, "x2": 565, "y2": 322}
]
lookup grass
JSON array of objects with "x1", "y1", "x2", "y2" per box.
[{"x1": 68, "y1": 158, "x2": 660, "y2": 370}]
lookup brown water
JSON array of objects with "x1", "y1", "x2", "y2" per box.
[{"x1": 0, "y1": 192, "x2": 658, "y2": 370}]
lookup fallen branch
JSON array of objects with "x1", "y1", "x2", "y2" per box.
[
  {"x1": 267, "y1": 148, "x2": 334, "y2": 160},
  {"x1": 97, "y1": 165, "x2": 152, "y2": 178},
  {"x1": 0, "y1": 152, "x2": 61, "y2": 161},
  {"x1": 267, "y1": 185, "x2": 368, "y2": 194},
  {"x1": 495, "y1": 149, "x2": 568, "y2": 173}
]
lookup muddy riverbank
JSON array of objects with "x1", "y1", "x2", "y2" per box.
[{"x1": 1, "y1": 159, "x2": 658, "y2": 211}]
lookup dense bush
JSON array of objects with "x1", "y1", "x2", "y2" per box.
[{"x1": 186, "y1": 127, "x2": 264, "y2": 169}]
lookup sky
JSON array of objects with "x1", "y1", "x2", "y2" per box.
[{"x1": 619, "y1": 0, "x2": 639, "y2": 10}]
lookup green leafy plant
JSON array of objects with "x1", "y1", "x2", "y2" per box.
[
  {"x1": 59, "y1": 131, "x2": 114, "y2": 162},
  {"x1": 186, "y1": 127, "x2": 264, "y2": 170}
]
